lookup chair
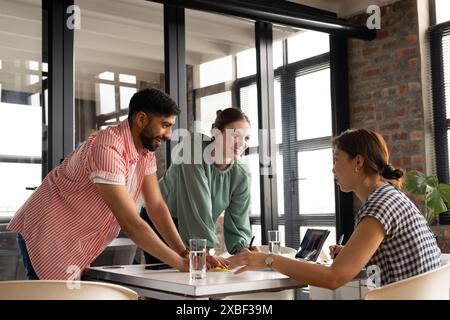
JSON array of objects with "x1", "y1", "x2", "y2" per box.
[
  {"x1": 364, "y1": 261, "x2": 450, "y2": 300},
  {"x1": 0, "y1": 280, "x2": 138, "y2": 300}
]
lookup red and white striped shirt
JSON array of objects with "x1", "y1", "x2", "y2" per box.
[{"x1": 7, "y1": 120, "x2": 156, "y2": 280}]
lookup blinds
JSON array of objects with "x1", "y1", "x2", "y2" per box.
[{"x1": 430, "y1": 21, "x2": 450, "y2": 183}]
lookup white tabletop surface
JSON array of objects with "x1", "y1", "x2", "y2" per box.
[{"x1": 86, "y1": 264, "x2": 304, "y2": 297}]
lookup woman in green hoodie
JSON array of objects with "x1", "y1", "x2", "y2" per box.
[{"x1": 140, "y1": 108, "x2": 254, "y2": 263}]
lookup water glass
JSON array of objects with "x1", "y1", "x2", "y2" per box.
[
  {"x1": 189, "y1": 239, "x2": 207, "y2": 280},
  {"x1": 268, "y1": 230, "x2": 281, "y2": 255}
]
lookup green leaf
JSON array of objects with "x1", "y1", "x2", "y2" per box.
[
  {"x1": 425, "y1": 188, "x2": 447, "y2": 216},
  {"x1": 404, "y1": 170, "x2": 426, "y2": 195},
  {"x1": 437, "y1": 183, "x2": 450, "y2": 207},
  {"x1": 424, "y1": 176, "x2": 439, "y2": 188}
]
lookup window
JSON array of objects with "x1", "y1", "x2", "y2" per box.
[
  {"x1": 74, "y1": 0, "x2": 163, "y2": 145},
  {"x1": 430, "y1": 0, "x2": 450, "y2": 183},
  {"x1": 187, "y1": 10, "x2": 266, "y2": 242},
  {"x1": 434, "y1": 0, "x2": 450, "y2": 25},
  {"x1": 199, "y1": 56, "x2": 233, "y2": 87},
  {"x1": 234, "y1": 29, "x2": 334, "y2": 249},
  {"x1": 0, "y1": 0, "x2": 43, "y2": 220},
  {"x1": 287, "y1": 30, "x2": 329, "y2": 64},
  {"x1": 237, "y1": 48, "x2": 256, "y2": 78},
  {"x1": 198, "y1": 91, "x2": 232, "y2": 136}
]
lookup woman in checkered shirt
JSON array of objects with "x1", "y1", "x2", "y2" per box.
[{"x1": 229, "y1": 128, "x2": 441, "y2": 289}]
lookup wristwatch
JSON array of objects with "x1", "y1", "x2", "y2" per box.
[
  {"x1": 208, "y1": 248, "x2": 216, "y2": 256},
  {"x1": 265, "y1": 253, "x2": 274, "y2": 270}
]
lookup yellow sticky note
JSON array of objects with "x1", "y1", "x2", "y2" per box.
[{"x1": 209, "y1": 267, "x2": 229, "y2": 272}]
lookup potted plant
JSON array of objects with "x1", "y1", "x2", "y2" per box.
[{"x1": 404, "y1": 170, "x2": 450, "y2": 225}]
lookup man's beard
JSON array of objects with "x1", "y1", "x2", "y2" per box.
[{"x1": 139, "y1": 128, "x2": 161, "y2": 152}]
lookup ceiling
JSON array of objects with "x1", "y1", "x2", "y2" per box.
[{"x1": 0, "y1": 0, "x2": 401, "y2": 97}]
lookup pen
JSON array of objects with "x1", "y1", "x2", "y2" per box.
[
  {"x1": 338, "y1": 234, "x2": 344, "y2": 246},
  {"x1": 332, "y1": 234, "x2": 344, "y2": 259},
  {"x1": 248, "y1": 235, "x2": 255, "y2": 249}
]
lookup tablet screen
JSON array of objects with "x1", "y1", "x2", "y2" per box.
[{"x1": 295, "y1": 228, "x2": 330, "y2": 261}]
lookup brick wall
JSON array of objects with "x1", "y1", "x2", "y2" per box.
[
  {"x1": 348, "y1": 0, "x2": 425, "y2": 173},
  {"x1": 347, "y1": 0, "x2": 450, "y2": 252}
]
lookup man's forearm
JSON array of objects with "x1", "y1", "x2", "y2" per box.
[
  {"x1": 146, "y1": 202, "x2": 186, "y2": 254},
  {"x1": 123, "y1": 218, "x2": 185, "y2": 268}
]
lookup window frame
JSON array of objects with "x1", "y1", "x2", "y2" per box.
[{"x1": 430, "y1": 1, "x2": 450, "y2": 184}]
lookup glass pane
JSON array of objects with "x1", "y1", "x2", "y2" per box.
[
  {"x1": 0, "y1": 163, "x2": 41, "y2": 219},
  {"x1": 119, "y1": 86, "x2": 137, "y2": 110},
  {"x1": 236, "y1": 48, "x2": 256, "y2": 78},
  {"x1": 435, "y1": 0, "x2": 450, "y2": 24},
  {"x1": 75, "y1": 0, "x2": 161, "y2": 147},
  {"x1": 98, "y1": 71, "x2": 114, "y2": 81},
  {"x1": 251, "y1": 224, "x2": 261, "y2": 246},
  {"x1": 273, "y1": 40, "x2": 283, "y2": 69},
  {"x1": 298, "y1": 148, "x2": 335, "y2": 214},
  {"x1": 279, "y1": 225, "x2": 286, "y2": 247},
  {"x1": 97, "y1": 83, "x2": 116, "y2": 115},
  {"x1": 0, "y1": 0, "x2": 43, "y2": 219},
  {"x1": 187, "y1": 10, "x2": 254, "y2": 90},
  {"x1": 242, "y1": 153, "x2": 261, "y2": 217},
  {"x1": 299, "y1": 226, "x2": 336, "y2": 259},
  {"x1": 0, "y1": 102, "x2": 42, "y2": 157},
  {"x1": 199, "y1": 56, "x2": 233, "y2": 87},
  {"x1": 239, "y1": 84, "x2": 259, "y2": 148},
  {"x1": 197, "y1": 91, "x2": 231, "y2": 136},
  {"x1": 274, "y1": 79, "x2": 282, "y2": 145},
  {"x1": 296, "y1": 68, "x2": 332, "y2": 140},
  {"x1": 119, "y1": 74, "x2": 136, "y2": 84},
  {"x1": 276, "y1": 152, "x2": 284, "y2": 216},
  {"x1": 288, "y1": 30, "x2": 329, "y2": 64}
]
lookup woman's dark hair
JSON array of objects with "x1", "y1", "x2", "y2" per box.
[
  {"x1": 128, "y1": 88, "x2": 180, "y2": 123},
  {"x1": 332, "y1": 128, "x2": 404, "y2": 187},
  {"x1": 211, "y1": 108, "x2": 250, "y2": 131}
]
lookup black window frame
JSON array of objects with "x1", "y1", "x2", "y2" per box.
[{"x1": 430, "y1": 0, "x2": 450, "y2": 184}]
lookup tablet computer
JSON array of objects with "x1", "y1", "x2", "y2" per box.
[{"x1": 295, "y1": 228, "x2": 330, "y2": 261}]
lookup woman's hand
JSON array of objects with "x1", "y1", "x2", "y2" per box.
[
  {"x1": 206, "y1": 255, "x2": 230, "y2": 269},
  {"x1": 329, "y1": 245, "x2": 344, "y2": 259},
  {"x1": 228, "y1": 250, "x2": 267, "y2": 274}
]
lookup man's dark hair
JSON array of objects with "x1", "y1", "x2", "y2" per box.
[{"x1": 128, "y1": 88, "x2": 180, "y2": 123}]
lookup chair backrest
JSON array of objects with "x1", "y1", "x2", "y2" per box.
[
  {"x1": 0, "y1": 280, "x2": 138, "y2": 300},
  {"x1": 364, "y1": 261, "x2": 450, "y2": 300}
]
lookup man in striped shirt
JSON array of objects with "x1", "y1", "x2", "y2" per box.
[{"x1": 8, "y1": 89, "x2": 191, "y2": 280}]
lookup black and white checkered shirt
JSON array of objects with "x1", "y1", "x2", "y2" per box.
[{"x1": 355, "y1": 183, "x2": 441, "y2": 286}]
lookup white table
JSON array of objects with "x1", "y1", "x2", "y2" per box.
[{"x1": 84, "y1": 264, "x2": 305, "y2": 300}]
